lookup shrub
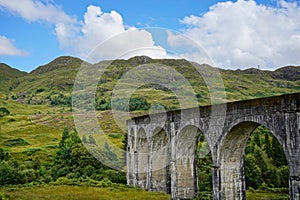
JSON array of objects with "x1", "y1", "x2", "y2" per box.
[
  {"x1": 35, "y1": 88, "x2": 45, "y2": 94},
  {"x1": 3, "y1": 138, "x2": 29, "y2": 147},
  {"x1": 53, "y1": 177, "x2": 80, "y2": 186},
  {"x1": 0, "y1": 192, "x2": 7, "y2": 200},
  {"x1": 0, "y1": 162, "x2": 16, "y2": 185},
  {"x1": 18, "y1": 169, "x2": 37, "y2": 184},
  {"x1": 0, "y1": 107, "x2": 10, "y2": 118}
]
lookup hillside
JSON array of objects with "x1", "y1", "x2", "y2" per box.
[
  {"x1": 0, "y1": 56, "x2": 297, "y2": 199},
  {"x1": 0, "y1": 63, "x2": 27, "y2": 96},
  {"x1": 4, "y1": 55, "x2": 300, "y2": 110}
]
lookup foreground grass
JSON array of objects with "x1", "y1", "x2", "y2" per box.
[
  {"x1": 246, "y1": 190, "x2": 289, "y2": 200},
  {"x1": 0, "y1": 185, "x2": 170, "y2": 200},
  {"x1": 195, "y1": 190, "x2": 289, "y2": 200},
  {"x1": 1, "y1": 186, "x2": 290, "y2": 200}
]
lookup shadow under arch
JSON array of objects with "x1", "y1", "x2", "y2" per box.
[
  {"x1": 219, "y1": 121, "x2": 289, "y2": 199},
  {"x1": 150, "y1": 127, "x2": 170, "y2": 193},
  {"x1": 176, "y1": 125, "x2": 212, "y2": 199},
  {"x1": 136, "y1": 127, "x2": 148, "y2": 188}
]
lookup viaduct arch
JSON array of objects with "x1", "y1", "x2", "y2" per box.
[{"x1": 126, "y1": 93, "x2": 300, "y2": 199}]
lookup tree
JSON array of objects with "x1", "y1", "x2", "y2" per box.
[
  {"x1": 253, "y1": 147, "x2": 268, "y2": 180},
  {"x1": 253, "y1": 132, "x2": 261, "y2": 148},
  {"x1": 271, "y1": 137, "x2": 286, "y2": 167},
  {"x1": 59, "y1": 127, "x2": 69, "y2": 148},
  {"x1": 264, "y1": 133, "x2": 272, "y2": 158},
  {"x1": 244, "y1": 154, "x2": 262, "y2": 189},
  {"x1": 0, "y1": 148, "x2": 9, "y2": 161},
  {"x1": 0, "y1": 162, "x2": 15, "y2": 185}
]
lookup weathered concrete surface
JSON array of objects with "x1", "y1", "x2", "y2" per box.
[{"x1": 126, "y1": 93, "x2": 300, "y2": 199}]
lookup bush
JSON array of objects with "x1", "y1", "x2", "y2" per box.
[
  {"x1": 3, "y1": 138, "x2": 29, "y2": 147},
  {"x1": 18, "y1": 169, "x2": 37, "y2": 184},
  {"x1": 98, "y1": 97, "x2": 151, "y2": 111},
  {"x1": 53, "y1": 177, "x2": 80, "y2": 186},
  {"x1": 0, "y1": 162, "x2": 16, "y2": 185},
  {"x1": 0, "y1": 192, "x2": 7, "y2": 200},
  {"x1": 0, "y1": 107, "x2": 10, "y2": 118}
]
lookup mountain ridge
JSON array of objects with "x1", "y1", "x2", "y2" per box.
[{"x1": 1, "y1": 55, "x2": 300, "y2": 108}]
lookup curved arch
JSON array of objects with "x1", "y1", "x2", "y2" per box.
[
  {"x1": 219, "y1": 121, "x2": 258, "y2": 199},
  {"x1": 223, "y1": 118, "x2": 290, "y2": 164},
  {"x1": 150, "y1": 127, "x2": 169, "y2": 193},
  {"x1": 136, "y1": 127, "x2": 148, "y2": 188},
  {"x1": 219, "y1": 121, "x2": 289, "y2": 199},
  {"x1": 176, "y1": 125, "x2": 203, "y2": 198}
]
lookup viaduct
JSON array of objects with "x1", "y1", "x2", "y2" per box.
[{"x1": 126, "y1": 93, "x2": 300, "y2": 199}]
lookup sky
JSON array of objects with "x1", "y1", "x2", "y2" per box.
[{"x1": 0, "y1": 0, "x2": 300, "y2": 72}]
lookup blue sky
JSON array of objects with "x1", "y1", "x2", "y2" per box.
[{"x1": 0, "y1": 0, "x2": 300, "y2": 72}]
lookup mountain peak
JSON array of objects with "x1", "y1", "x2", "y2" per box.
[
  {"x1": 30, "y1": 56, "x2": 84, "y2": 75},
  {"x1": 272, "y1": 66, "x2": 300, "y2": 81}
]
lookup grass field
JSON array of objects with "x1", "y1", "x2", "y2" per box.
[
  {"x1": 0, "y1": 185, "x2": 170, "y2": 200},
  {"x1": 0, "y1": 186, "x2": 290, "y2": 200}
]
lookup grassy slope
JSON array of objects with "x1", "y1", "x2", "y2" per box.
[
  {"x1": 1, "y1": 55, "x2": 300, "y2": 165},
  {"x1": 0, "y1": 56, "x2": 299, "y2": 199},
  {"x1": 0, "y1": 185, "x2": 170, "y2": 200},
  {"x1": 9, "y1": 56, "x2": 300, "y2": 108},
  {"x1": 0, "y1": 63, "x2": 27, "y2": 102}
]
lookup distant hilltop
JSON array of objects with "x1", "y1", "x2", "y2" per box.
[{"x1": 1, "y1": 55, "x2": 300, "y2": 108}]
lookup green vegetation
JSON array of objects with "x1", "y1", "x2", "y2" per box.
[
  {"x1": 2, "y1": 138, "x2": 29, "y2": 147},
  {"x1": 0, "y1": 185, "x2": 169, "y2": 200},
  {"x1": 0, "y1": 56, "x2": 299, "y2": 199},
  {"x1": 2, "y1": 55, "x2": 300, "y2": 110},
  {"x1": 195, "y1": 126, "x2": 289, "y2": 199},
  {"x1": 0, "y1": 108, "x2": 10, "y2": 118}
]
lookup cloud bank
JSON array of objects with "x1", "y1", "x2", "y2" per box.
[
  {"x1": 0, "y1": 1, "x2": 166, "y2": 62},
  {"x1": 180, "y1": 0, "x2": 300, "y2": 69},
  {"x1": 1, "y1": 0, "x2": 300, "y2": 69}
]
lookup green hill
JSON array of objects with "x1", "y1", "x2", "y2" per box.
[
  {"x1": 0, "y1": 63, "x2": 27, "y2": 96},
  {"x1": 0, "y1": 56, "x2": 297, "y2": 199},
  {"x1": 1, "y1": 55, "x2": 299, "y2": 164},
  {"x1": 5, "y1": 55, "x2": 300, "y2": 109}
]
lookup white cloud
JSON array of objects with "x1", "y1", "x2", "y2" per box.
[
  {"x1": 166, "y1": 31, "x2": 214, "y2": 66},
  {"x1": 0, "y1": 36, "x2": 28, "y2": 56},
  {"x1": 180, "y1": 0, "x2": 300, "y2": 69},
  {"x1": 57, "y1": 5, "x2": 167, "y2": 61},
  {"x1": 0, "y1": 1, "x2": 167, "y2": 62},
  {"x1": 0, "y1": 0, "x2": 74, "y2": 24}
]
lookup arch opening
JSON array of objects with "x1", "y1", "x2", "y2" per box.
[
  {"x1": 244, "y1": 125, "x2": 289, "y2": 198},
  {"x1": 136, "y1": 127, "x2": 148, "y2": 188},
  {"x1": 219, "y1": 122, "x2": 289, "y2": 199},
  {"x1": 196, "y1": 134, "x2": 213, "y2": 199},
  {"x1": 176, "y1": 125, "x2": 212, "y2": 199},
  {"x1": 150, "y1": 127, "x2": 169, "y2": 193}
]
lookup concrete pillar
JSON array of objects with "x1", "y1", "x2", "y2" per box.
[
  {"x1": 170, "y1": 122, "x2": 178, "y2": 199},
  {"x1": 290, "y1": 176, "x2": 300, "y2": 200},
  {"x1": 212, "y1": 165, "x2": 221, "y2": 200},
  {"x1": 126, "y1": 146, "x2": 130, "y2": 185},
  {"x1": 126, "y1": 128, "x2": 131, "y2": 185},
  {"x1": 147, "y1": 150, "x2": 152, "y2": 191},
  {"x1": 134, "y1": 150, "x2": 138, "y2": 186}
]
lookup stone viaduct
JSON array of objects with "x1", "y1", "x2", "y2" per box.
[{"x1": 126, "y1": 93, "x2": 300, "y2": 199}]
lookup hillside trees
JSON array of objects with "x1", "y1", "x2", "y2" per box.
[{"x1": 52, "y1": 128, "x2": 126, "y2": 183}]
